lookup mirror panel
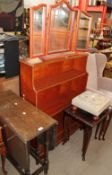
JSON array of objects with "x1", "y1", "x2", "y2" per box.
[
  {"x1": 76, "y1": 12, "x2": 92, "y2": 49},
  {"x1": 30, "y1": 5, "x2": 46, "y2": 58},
  {"x1": 48, "y1": 3, "x2": 74, "y2": 53}
]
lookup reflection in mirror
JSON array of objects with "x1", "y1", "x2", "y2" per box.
[
  {"x1": 30, "y1": 6, "x2": 46, "y2": 58},
  {"x1": 76, "y1": 12, "x2": 91, "y2": 49},
  {"x1": 48, "y1": 3, "x2": 73, "y2": 53},
  {"x1": 34, "y1": 9, "x2": 42, "y2": 31},
  {"x1": 51, "y1": 5, "x2": 69, "y2": 28}
]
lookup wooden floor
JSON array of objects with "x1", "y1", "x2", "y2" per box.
[
  {"x1": 0, "y1": 76, "x2": 19, "y2": 95},
  {"x1": 0, "y1": 120, "x2": 112, "y2": 175}
]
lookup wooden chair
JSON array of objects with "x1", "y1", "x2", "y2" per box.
[{"x1": 0, "y1": 126, "x2": 7, "y2": 175}]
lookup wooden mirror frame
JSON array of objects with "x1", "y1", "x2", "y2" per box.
[
  {"x1": 29, "y1": 1, "x2": 92, "y2": 58},
  {"x1": 74, "y1": 11, "x2": 92, "y2": 51},
  {"x1": 46, "y1": 0, "x2": 76, "y2": 54},
  {"x1": 29, "y1": 4, "x2": 47, "y2": 58}
]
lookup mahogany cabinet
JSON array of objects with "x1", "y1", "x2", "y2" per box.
[
  {"x1": 20, "y1": 0, "x2": 89, "y2": 143},
  {"x1": 20, "y1": 53, "x2": 88, "y2": 142}
]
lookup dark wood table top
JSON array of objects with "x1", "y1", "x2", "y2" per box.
[{"x1": 0, "y1": 90, "x2": 57, "y2": 143}]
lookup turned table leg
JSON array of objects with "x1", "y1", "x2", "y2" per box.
[
  {"x1": 101, "y1": 115, "x2": 112, "y2": 140},
  {"x1": 98, "y1": 106, "x2": 112, "y2": 140},
  {"x1": 95, "y1": 119, "x2": 106, "y2": 140},
  {"x1": 63, "y1": 112, "x2": 70, "y2": 144},
  {"x1": 94, "y1": 122, "x2": 101, "y2": 139},
  {"x1": 82, "y1": 126, "x2": 92, "y2": 161}
]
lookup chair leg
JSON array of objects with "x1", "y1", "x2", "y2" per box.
[{"x1": 95, "y1": 123, "x2": 101, "y2": 139}]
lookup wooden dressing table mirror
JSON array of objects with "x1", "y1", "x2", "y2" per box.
[
  {"x1": 20, "y1": 0, "x2": 92, "y2": 143},
  {"x1": 48, "y1": 2, "x2": 73, "y2": 53},
  {"x1": 29, "y1": 4, "x2": 47, "y2": 57}
]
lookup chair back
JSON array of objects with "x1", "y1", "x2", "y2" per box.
[
  {"x1": 95, "y1": 53, "x2": 107, "y2": 77},
  {"x1": 86, "y1": 53, "x2": 98, "y2": 90}
]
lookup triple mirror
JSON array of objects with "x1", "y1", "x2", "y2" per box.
[{"x1": 29, "y1": 0, "x2": 92, "y2": 58}]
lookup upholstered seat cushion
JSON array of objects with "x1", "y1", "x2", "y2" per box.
[{"x1": 72, "y1": 90, "x2": 111, "y2": 116}]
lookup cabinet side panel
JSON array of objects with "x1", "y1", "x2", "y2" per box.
[{"x1": 20, "y1": 62, "x2": 36, "y2": 106}]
